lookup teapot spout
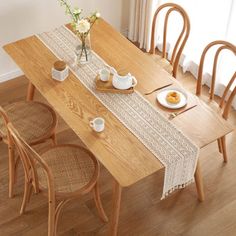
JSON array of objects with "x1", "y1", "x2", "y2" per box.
[{"x1": 110, "y1": 66, "x2": 117, "y2": 75}]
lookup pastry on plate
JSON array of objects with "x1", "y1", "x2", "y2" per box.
[{"x1": 166, "y1": 91, "x2": 181, "y2": 104}]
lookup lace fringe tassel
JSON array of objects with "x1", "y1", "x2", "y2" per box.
[{"x1": 161, "y1": 178, "x2": 194, "y2": 200}]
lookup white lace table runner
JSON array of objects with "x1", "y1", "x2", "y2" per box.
[{"x1": 37, "y1": 25, "x2": 199, "y2": 199}]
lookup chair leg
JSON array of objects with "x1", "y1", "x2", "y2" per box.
[
  {"x1": 93, "y1": 183, "x2": 108, "y2": 223},
  {"x1": 14, "y1": 155, "x2": 20, "y2": 184},
  {"x1": 27, "y1": 184, "x2": 33, "y2": 203},
  {"x1": 217, "y1": 138, "x2": 222, "y2": 153},
  {"x1": 54, "y1": 200, "x2": 69, "y2": 235},
  {"x1": 51, "y1": 133, "x2": 57, "y2": 146},
  {"x1": 48, "y1": 196, "x2": 56, "y2": 236},
  {"x1": 221, "y1": 136, "x2": 228, "y2": 163},
  {"x1": 8, "y1": 144, "x2": 15, "y2": 198},
  {"x1": 20, "y1": 181, "x2": 32, "y2": 215}
]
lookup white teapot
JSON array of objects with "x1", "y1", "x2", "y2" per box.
[{"x1": 110, "y1": 67, "x2": 137, "y2": 90}]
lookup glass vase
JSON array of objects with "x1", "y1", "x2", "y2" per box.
[{"x1": 75, "y1": 34, "x2": 92, "y2": 64}]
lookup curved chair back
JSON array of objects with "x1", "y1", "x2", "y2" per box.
[
  {"x1": 7, "y1": 122, "x2": 56, "y2": 235},
  {"x1": 7, "y1": 122, "x2": 55, "y2": 195},
  {"x1": 150, "y1": 3, "x2": 190, "y2": 78},
  {"x1": 196, "y1": 40, "x2": 236, "y2": 119}
]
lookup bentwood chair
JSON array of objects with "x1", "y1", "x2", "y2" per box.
[
  {"x1": 0, "y1": 101, "x2": 58, "y2": 198},
  {"x1": 196, "y1": 40, "x2": 236, "y2": 162},
  {"x1": 148, "y1": 3, "x2": 190, "y2": 78},
  {"x1": 7, "y1": 122, "x2": 108, "y2": 236}
]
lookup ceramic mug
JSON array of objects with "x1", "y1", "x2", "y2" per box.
[
  {"x1": 98, "y1": 68, "x2": 110, "y2": 82},
  {"x1": 51, "y1": 66, "x2": 69, "y2": 81},
  {"x1": 90, "y1": 117, "x2": 105, "y2": 132}
]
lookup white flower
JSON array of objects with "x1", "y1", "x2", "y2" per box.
[
  {"x1": 95, "y1": 12, "x2": 101, "y2": 18},
  {"x1": 73, "y1": 8, "x2": 82, "y2": 15},
  {"x1": 76, "y1": 19, "x2": 90, "y2": 33}
]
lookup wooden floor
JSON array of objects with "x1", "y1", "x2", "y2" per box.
[{"x1": 0, "y1": 72, "x2": 236, "y2": 236}]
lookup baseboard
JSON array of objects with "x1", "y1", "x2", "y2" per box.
[{"x1": 0, "y1": 69, "x2": 23, "y2": 83}]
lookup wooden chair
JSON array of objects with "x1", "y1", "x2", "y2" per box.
[
  {"x1": 7, "y1": 122, "x2": 108, "y2": 236},
  {"x1": 0, "y1": 101, "x2": 58, "y2": 198},
  {"x1": 149, "y1": 3, "x2": 190, "y2": 78},
  {"x1": 196, "y1": 40, "x2": 236, "y2": 162}
]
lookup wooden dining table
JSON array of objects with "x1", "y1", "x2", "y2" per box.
[{"x1": 3, "y1": 19, "x2": 234, "y2": 235}]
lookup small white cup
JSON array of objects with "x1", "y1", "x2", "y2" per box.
[
  {"x1": 99, "y1": 68, "x2": 110, "y2": 82},
  {"x1": 51, "y1": 66, "x2": 69, "y2": 81},
  {"x1": 90, "y1": 117, "x2": 105, "y2": 132}
]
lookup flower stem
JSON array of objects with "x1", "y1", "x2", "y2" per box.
[
  {"x1": 82, "y1": 41, "x2": 88, "y2": 61},
  {"x1": 84, "y1": 45, "x2": 88, "y2": 61},
  {"x1": 59, "y1": 0, "x2": 77, "y2": 22}
]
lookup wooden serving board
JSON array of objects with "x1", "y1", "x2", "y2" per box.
[{"x1": 95, "y1": 75, "x2": 134, "y2": 94}]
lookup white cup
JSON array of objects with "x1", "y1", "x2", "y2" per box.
[
  {"x1": 51, "y1": 66, "x2": 69, "y2": 81},
  {"x1": 99, "y1": 68, "x2": 110, "y2": 82},
  {"x1": 90, "y1": 117, "x2": 105, "y2": 132}
]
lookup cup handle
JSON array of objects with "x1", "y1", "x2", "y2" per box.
[
  {"x1": 89, "y1": 121, "x2": 94, "y2": 128},
  {"x1": 131, "y1": 76, "x2": 138, "y2": 87}
]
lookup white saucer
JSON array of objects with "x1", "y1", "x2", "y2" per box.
[{"x1": 156, "y1": 88, "x2": 188, "y2": 109}]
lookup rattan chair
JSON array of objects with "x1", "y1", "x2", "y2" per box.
[
  {"x1": 7, "y1": 122, "x2": 108, "y2": 236},
  {"x1": 0, "y1": 101, "x2": 58, "y2": 198},
  {"x1": 196, "y1": 40, "x2": 236, "y2": 162},
  {"x1": 148, "y1": 3, "x2": 190, "y2": 78}
]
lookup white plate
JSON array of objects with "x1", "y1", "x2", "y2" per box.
[{"x1": 156, "y1": 88, "x2": 188, "y2": 109}]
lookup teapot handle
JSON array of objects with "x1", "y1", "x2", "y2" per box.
[
  {"x1": 89, "y1": 120, "x2": 94, "y2": 128},
  {"x1": 131, "y1": 76, "x2": 138, "y2": 87}
]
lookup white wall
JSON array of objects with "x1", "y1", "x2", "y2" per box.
[{"x1": 0, "y1": 0, "x2": 130, "y2": 82}]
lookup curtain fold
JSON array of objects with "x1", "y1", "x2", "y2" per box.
[{"x1": 128, "y1": 0, "x2": 160, "y2": 52}]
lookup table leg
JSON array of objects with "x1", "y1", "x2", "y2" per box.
[
  {"x1": 110, "y1": 179, "x2": 122, "y2": 236},
  {"x1": 194, "y1": 160, "x2": 205, "y2": 202},
  {"x1": 217, "y1": 138, "x2": 222, "y2": 153},
  {"x1": 221, "y1": 136, "x2": 228, "y2": 163},
  {"x1": 26, "y1": 82, "x2": 35, "y2": 101}
]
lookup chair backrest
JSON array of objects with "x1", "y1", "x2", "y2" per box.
[
  {"x1": 196, "y1": 40, "x2": 236, "y2": 119},
  {"x1": 150, "y1": 3, "x2": 190, "y2": 78},
  {"x1": 6, "y1": 122, "x2": 55, "y2": 194}
]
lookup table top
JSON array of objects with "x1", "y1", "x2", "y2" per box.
[{"x1": 3, "y1": 19, "x2": 234, "y2": 187}]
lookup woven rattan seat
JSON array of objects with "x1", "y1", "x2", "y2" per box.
[
  {"x1": 38, "y1": 145, "x2": 96, "y2": 193},
  {"x1": 0, "y1": 101, "x2": 56, "y2": 143}
]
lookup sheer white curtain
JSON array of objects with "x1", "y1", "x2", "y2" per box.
[
  {"x1": 129, "y1": 0, "x2": 236, "y2": 108},
  {"x1": 128, "y1": 0, "x2": 161, "y2": 51}
]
